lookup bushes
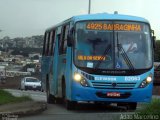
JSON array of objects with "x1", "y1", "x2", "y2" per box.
[
  {"x1": 122, "y1": 99, "x2": 160, "y2": 120},
  {"x1": 0, "y1": 89, "x2": 32, "y2": 105}
]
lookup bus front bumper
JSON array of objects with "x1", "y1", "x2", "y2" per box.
[{"x1": 71, "y1": 83, "x2": 153, "y2": 103}]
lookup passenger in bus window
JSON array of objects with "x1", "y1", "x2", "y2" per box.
[
  {"x1": 121, "y1": 36, "x2": 138, "y2": 53},
  {"x1": 76, "y1": 29, "x2": 93, "y2": 55},
  {"x1": 119, "y1": 34, "x2": 147, "y2": 69}
]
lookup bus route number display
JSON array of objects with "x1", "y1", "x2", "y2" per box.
[
  {"x1": 78, "y1": 55, "x2": 106, "y2": 61},
  {"x1": 86, "y1": 23, "x2": 141, "y2": 31}
]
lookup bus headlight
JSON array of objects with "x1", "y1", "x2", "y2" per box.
[
  {"x1": 73, "y1": 73, "x2": 90, "y2": 87},
  {"x1": 74, "y1": 73, "x2": 82, "y2": 82},
  {"x1": 139, "y1": 75, "x2": 152, "y2": 88},
  {"x1": 146, "y1": 76, "x2": 152, "y2": 83},
  {"x1": 80, "y1": 79, "x2": 90, "y2": 87}
]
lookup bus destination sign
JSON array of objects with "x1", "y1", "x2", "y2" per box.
[{"x1": 86, "y1": 23, "x2": 141, "y2": 31}]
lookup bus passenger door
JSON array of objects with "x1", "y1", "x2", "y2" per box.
[
  {"x1": 57, "y1": 24, "x2": 70, "y2": 97},
  {"x1": 41, "y1": 32, "x2": 50, "y2": 91},
  {"x1": 52, "y1": 27, "x2": 62, "y2": 96},
  {"x1": 48, "y1": 30, "x2": 56, "y2": 95}
]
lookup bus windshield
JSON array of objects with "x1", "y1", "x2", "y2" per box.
[{"x1": 74, "y1": 21, "x2": 152, "y2": 70}]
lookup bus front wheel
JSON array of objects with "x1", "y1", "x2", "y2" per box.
[
  {"x1": 117, "y1": 102, "x2": 137, "y2": 110},
  {"x1": 128, "y1": 102, "x2": 137, "y2": 110},
  {"x1": 66, "y1": 100, "x2": 76, "y2": 110},
  {"x1": 62, "y1": 80, "x2": 76, "y2": 110}
]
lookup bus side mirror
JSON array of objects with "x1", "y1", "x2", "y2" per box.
[
  {"x1": 67, "y1": 35, "x2": 73, "y2": 47},
  {"x1": 153, "y1": 36, "x2": 156, "y2": 49},
  {"x1": 151, "y1": 30, "x2": 156, "y2": 49},
  {"x1": 67, "y1": 27, "x2": 74, "y2": 47}
]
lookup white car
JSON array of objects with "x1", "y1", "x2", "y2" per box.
[{"x1": 20, "y1": 77, "x2": 42, "y2": 91}]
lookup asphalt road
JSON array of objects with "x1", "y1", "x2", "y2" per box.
[
  {"x1": 5, "y1": 89, "x2": 138, "y2": 120},
  {"x1": 19, "y1": 103, "x2": 130, "y2": 120}
]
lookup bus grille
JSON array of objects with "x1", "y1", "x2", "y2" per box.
[{"x1": 91, "y1": 81, "x2": 136, "y2": 89}]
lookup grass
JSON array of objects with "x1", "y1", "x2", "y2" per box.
[
  {"x1": 0, "y1": 89, "x2": 32, "y2": 105},
  {"x1": 137, "y1": 98, "x2": 160, "y2": 115},
  {"x1": 122, "y1": 99, "x2": 160, "y2": 120}
]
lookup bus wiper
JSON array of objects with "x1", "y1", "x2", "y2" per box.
[
  {"x1": 94, "y1": 44, "x2": 111, "y2": 69},
  {"x1": 116, "y1": 32, "x2": 134, "y2": 70},
  {"x1": 117, "y1": 44, "x2": 135, "y2": 70}
]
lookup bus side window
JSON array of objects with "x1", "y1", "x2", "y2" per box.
[
  {"x1": 63, "y1": 25, "x2": 70, "y2": 54},
  {"x1": 57, "y1": 34, "x2": 61, "y2": 51},
  {"x1": 48, "y1": 31, "x2": 53, "y2": 56},
  {"x1": 44, "y1": 32, "x2": 50, "y2": 56},
  {"x1": 51, "y1": 30, "x2": 56, "y2": 55},
  {"x1": 49, "y1": 30, "x2": 55, "y2": 56},
  {"x1": 56, "y1": 26, "x2": 62, "y2": 53},
  {"x1": 59, "y1": 24, "x2": 70, "y2": 54},
  {"x1": 42, "y1": 33, "x2": 47, "y2": 56}
]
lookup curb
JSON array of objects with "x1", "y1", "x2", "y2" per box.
[
  {"x1": 152, "y1": 95, "x2": 160, "y2": 99},
  {"x1": 0, "y1": 102, "x2": 47, "y2": 119}
]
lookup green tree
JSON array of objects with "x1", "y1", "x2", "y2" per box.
[{"x1": 154, "y1": 40, "x2": 160, "y2": 61}]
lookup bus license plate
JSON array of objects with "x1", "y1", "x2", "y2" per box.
[{"x1": 107, "y1": 92, "x2": 120, "y2": 97}]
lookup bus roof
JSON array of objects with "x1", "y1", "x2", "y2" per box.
[
  {"x1": 72, "y1": 13, "x2": 149, "y2": 23},
  {"x1": 46, "y1": 13, "x2": 149, "y2": 32}
]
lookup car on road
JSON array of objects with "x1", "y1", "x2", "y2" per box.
[{"x1": 20, "y1": 77, "x2": 42, "y2": 91}]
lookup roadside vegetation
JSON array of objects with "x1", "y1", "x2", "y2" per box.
[
  {"x1": 0, "y1": 89, "x2": 32, "y2": 105},
  {"x1": 155, "y1": 40, "x2": 160, "y2": 61},
  {"x1": 137, "y1": 98, "x2": 160, "y2": 115},
  {"x1": 123, "y1": 99, "x2": 160, "y2": 120}
]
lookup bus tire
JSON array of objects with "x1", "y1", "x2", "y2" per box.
[
  {"x1": 118, "y1": 102, "x2": 137, "y2": 110},
  {"x1": 128, "y1": 102, "x2": 137, "y2": 110},
  {"x1": 46, "y1": 76, "x2": 56, "y2": 104},
  {"x1": 46, "y1": 87, "x2": 56, "y2": 104},
  {"x1": 66, "y1": 100, "x2": 76, "y2": 110},
  {"x1": 62, "y1": 80, "x2": 76, "y2": 110}
]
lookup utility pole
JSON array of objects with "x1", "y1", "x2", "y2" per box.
[{"x1": 88, "y1": 0, "x2": 91, "y2": 14}]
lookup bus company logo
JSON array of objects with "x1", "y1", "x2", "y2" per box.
[
  {"x1": 112, "y1": 82, "x2": 117, "y2": 87},
  {"x1": 94, "y1": 77, "x2": 116, "y2": 81}
]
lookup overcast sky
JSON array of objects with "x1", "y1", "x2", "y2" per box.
[{"x1": 0, "y1": 0, "x2": 159, "y2": 39}]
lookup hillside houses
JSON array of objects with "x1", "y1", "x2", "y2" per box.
[{"x1": 0, "y1": 35, "x2": 43, "y2": 49}]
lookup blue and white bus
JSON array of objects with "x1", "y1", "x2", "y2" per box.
[{"x1": 41, "y1": 13, "x2": 155, "y2": 110}]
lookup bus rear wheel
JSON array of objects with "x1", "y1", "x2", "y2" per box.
[
  {"x1": 46, "y1": 79, "x2": 56, "y2": 104},
  {"x1": 47, "y1": 92, "x2": 56, "y2": 104}
]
